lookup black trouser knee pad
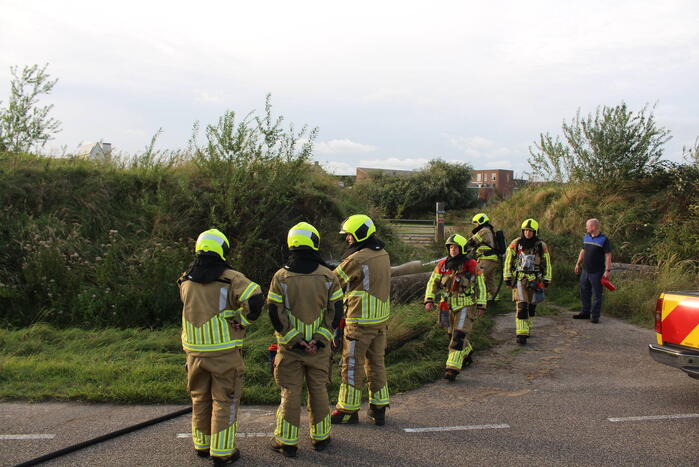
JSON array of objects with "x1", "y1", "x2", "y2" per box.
[
  {"x1": 528, "y1": 304, "x2": 536, "y2": 317},
  {"x1": 453, "y1": 330, "x2": 466, "y2": 350},
  {"x1": 516, "y1": 302, "x2": 529, "y2": 320}
]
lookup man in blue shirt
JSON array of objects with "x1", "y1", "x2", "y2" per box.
[{"x1": 573, "y1": 219, "x2": 612, "y2": 323}]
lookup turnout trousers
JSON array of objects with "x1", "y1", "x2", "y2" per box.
[
  {"x1": 478, "y1": 259, "x2": 500, "y2": 301},
  {"x1": 446, "y1": 306, "x2": 478, "y2": 370},
  {"x1": 512, "y1": 277, "x2": 537, "y2": 336},
  {"x1": 273, "y1": 345, "x2": 332, "y2": 446},
  {"x1": 336, "y1": 322, "x2": 389, "y2": 413},
  {"x1": 186, "y1": 350, "x2": 243, "y2": 458}
]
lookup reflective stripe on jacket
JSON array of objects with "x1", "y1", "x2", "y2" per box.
[
  {"x1": 267, "y1": 265, "x2": 343, "y2": 346},
  {"x1": 424, "y1": 258, "x2": 487, "y2": 308},
  {"x1": 334, "y1": 247, "x2": 391, "y2": 325},
  {"x1": 503, "y1": 237, "x2": 552, "y2": 282},
  {"x1": 179, "y1": 269, "x2": 261, "y2": 356}
]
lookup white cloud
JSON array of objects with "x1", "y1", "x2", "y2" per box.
[
  {"x1": 315, "y1": 139, "x2": 377, "y2": 155},
  {"x1": 195, "y1": 90, "x2": 220, "y2": 103},
  {"x1": 357, "y1": 158, "x2": 427, "y2": 171},
  {"x1": 320, "y1": 160, "x2": 355, "y2": 175}
]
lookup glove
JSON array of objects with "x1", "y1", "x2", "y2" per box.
[
  {"x1": 543, "y1": 280, "x2": 550, "y2": 288},
  {"x1": 505, "y1": 279, "x2": 512, "y2": 288},
  {"x1": 331, "y1": 328, "x2": 343, "y2": 353}
]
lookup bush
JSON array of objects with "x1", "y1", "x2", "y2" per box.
[
  {"x1": 354, "y1": 159, "x2": 477, "y2": 218},
  {"x1": 0, "y1": 100, "x2": 399, "y2": 328}
]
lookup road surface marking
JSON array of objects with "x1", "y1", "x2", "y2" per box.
[
  {"x1": 608, "y1": 413, "x2": 699, "y2": 422},
  {"x1": 177, "y1": 432, "x2": 273, "y2": 438},
  {"x1": 0, "y1": 434, "x2": 56, "y2": 440},
  {"x1": 403, "y1": 424, "x2": 510, "y2": 433}
]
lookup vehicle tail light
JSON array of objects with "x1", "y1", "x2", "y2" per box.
[{"x1": 654, "y1": 297, "x2": 663, "y2": 333}]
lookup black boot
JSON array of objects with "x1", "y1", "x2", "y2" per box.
[
  {"x1": 444, "y1": 369, "x2": 458, "y2": 382},
  {"x1": 270, "y1": 440, "x2": 297, "y2": 458},
  {"x1": 212, "y1": 449, "x2": 241, "y2": 465},
  {"x1": 368, "y1": 404, "x2": 387, "y2": 426},
  {"x1": 312, "y1": 436, "x2": 332, "y2": 451},
  {"x1": 330, "y1": 409, "x2": 358, "y2": 424},
  {"x1": 462, "y1": 352, "x2": 473, "y2": 369}
]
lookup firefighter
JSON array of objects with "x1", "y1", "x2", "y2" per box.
[
  {"x1": 466, "y1": 213, "x2": 501, "y2": 304},
  {"x1": 267, "y1": 222, "x2": 344, "y2": 457},
  {"x1": 425, "y1": 234, "x2": 487, "y2": 381},
  {"x1": 330, "y1": 214, "x2": 391, "y2": 426},
  {"x1": 503, "y1": 219, "x2": 552, "y2": 345},
  {"x1": 179, "y1": 229, "x2": 264, "y2": 465}
]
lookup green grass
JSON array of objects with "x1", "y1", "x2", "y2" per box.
[{"x1": 0, "y1": 301, "x2": 494, "y2": 404}]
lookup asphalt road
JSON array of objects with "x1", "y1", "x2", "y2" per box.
[{"x1": 2, "y1": 310, "x2": 697, "y2": 466}]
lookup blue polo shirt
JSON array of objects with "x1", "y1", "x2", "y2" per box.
[{"x1": 582, "y1": 233, "x2": 611, "y2": 274}]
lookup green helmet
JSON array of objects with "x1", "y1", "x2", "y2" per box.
[
  {"x1": 340, "y1": 214, "x2": 376, "y2": 243},
  {"x1": 287, "y1": 222, "x2": 320, "y2": 251},
  {"x1": 195, "y1": 228, "x2": 230, "y2": 260},
  {"x1": 521, "y1": 218, "x2": 539, "y2": 235},
  {"x1": 472, "y1": 213, "x2": 489, "y2": 225},
  {"x1": 445, "y1": 233, "x2": 468, "y2": 255}
]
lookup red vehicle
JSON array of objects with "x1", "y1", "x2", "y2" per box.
[{"x1": 648, "y1": 291, "x2": 699, "y2": 379}]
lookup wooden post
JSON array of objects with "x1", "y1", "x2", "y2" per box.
[{"x1": 435, "y1": 202, "x2": 445, "y2": 243}]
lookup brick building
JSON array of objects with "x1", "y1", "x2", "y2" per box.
[{"x1": 470, "y1": 169, "x2": 514, "y2": 201}]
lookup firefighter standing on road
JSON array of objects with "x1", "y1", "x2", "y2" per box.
[
  {"x1": 267, "y1": 222, "x2": 344, "y2": 458},
  {"x1": 503, "y1": 219, "x2": 552, "y2": 345},
  {"x1": 425, "y1": 234, "x2": 487, "y2": 382},
  {"x1": 179, "y1": 229, "x2": 264, "y2": 465},
  {"x1": 330, "y1": 214, "x2": 391, "y2": 426},
  {"x1": 466, "y1": 213, "x2": 501, "y2": 304}
]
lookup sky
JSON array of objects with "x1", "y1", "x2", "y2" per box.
[{"x1": 1, "y1": 0, "x2": 698, "y2": 176}]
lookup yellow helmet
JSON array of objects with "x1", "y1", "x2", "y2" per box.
[
  {"x1": 340, "y1": 214, "x2": 376, "y2": 243},
  {"x1": 445, "y1": 233, "x2": 468, "y2": 255},
  {"x1": 472, "y1": 213, "x2": 489, "y2": 225},
  {"x1": 287, "y1": 222, "x2": 320, "y2": 251},
  {"x1": 521, "y1": 218, "x2": 539, "y2": 235},
  {"x1": 195, "y1": 228, "x2": 230, "y2": 260}
]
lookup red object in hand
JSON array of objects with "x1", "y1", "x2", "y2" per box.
[
  {"x1": 600, "y1": 277, "x2": 616, "y2": 291},
  {"x1": 439, "y1": 301, "x2": 450, "y2": 311}
]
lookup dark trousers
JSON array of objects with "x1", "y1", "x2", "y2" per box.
[{"x1": 580, "y1": 270, "x2": 603, "y2": 318}]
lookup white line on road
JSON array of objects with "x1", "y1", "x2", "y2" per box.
[
  {"x1": 177, "y1": 432, "x2": 274, "y2": 439},
  {"x1": 403, "y1": 424, "x2": 510, "y2": 433},
  {"x1": 608, "y1": 413, "x2": 699, "y2": 423},
  {"x1": 0, "y1": 434, "x2": 56, "y2": 440}
]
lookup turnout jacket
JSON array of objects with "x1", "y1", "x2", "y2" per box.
[
  {"x1": 267, "y1": 265, "x2": 344, "y2": 347},
  {"x1": 179, "y1": 269, "x2": 262, "y2": 357},
  {"x1": 467, "y1": 225, "x2": 498, "y2": 261},
  {"x1": 425, "y1": 258, "x2": 487, "y2": 309},
  {"x1": 503, "y1": 237, "x2": 552, "y2": 282},
  {"x1": 334, "y1": 248, "x2": 391, "y2": 325}
]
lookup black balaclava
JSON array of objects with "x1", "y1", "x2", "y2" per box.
[
  {"x1": 183, "y1": 252, "x2": 231, "y2": 283},
  {"x1": 341, "y1": 234, "x2": 385, "y2": 260},
  {"x1": 285, "y1": 247, "x2": 329, "y2": 274}
]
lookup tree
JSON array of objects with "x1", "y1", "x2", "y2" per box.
[
  {"x1": 528, "y1": 103, "x2": 671, "y2": 187},
  {"x1": 682, "y1": 137, "x2": 699, "y2": 167},
  {"x1": 0, "y1": 64, "x2": 61, "y2": 153},
  {"x1": 356, "y1": 159, "x2": 476, "y2": 218}
]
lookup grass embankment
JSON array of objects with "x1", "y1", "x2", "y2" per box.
[
  {"x1": 0, "y1": 301, "x2": 494, "y2": 404},
  {"x1": 450, "y1": 182, "x2": 699, "y2": 326}
]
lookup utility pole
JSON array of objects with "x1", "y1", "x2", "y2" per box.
[{"x1": 435, "y1": 202, "x2": 445, "y2": 243}]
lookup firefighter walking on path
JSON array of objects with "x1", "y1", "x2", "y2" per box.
[
  {"x1": 267, "y1": 222, "x2": 344, "y2": 457},
  {"x1": 466, "y1": 213, "x2": 501, "y2": 304},
  {"x1": 179, "y1": 229, "x2": 264, "y2": 465},
  {"x1": 330, "y1": 214, "x2": 391, "y2": 426},
  {"x1": 503, "y1": 219, "x2": 552, "y2": 345},
  {"x1": 425, "y1": 234, "x2": 487, "y2": 382}
]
